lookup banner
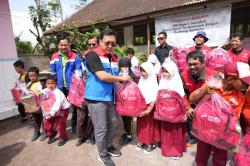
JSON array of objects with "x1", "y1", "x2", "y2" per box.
[{"x1": 155, "y1": 4, "x2": 232, "y2": 47}]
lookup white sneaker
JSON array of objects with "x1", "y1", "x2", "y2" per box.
[
  {"x1": 172, "y1": 156, "x2": 180, "y2": 160},
  {"x1": 135, "y1": 143, "x2": 144, "y2": 151}
]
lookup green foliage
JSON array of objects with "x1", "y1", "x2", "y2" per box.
[
  {"x1": 28, "y1": 0, "x2": 62, "y2": 56},
  {"x1": 61, "y1": 22, "x2": 101, "y2": 55},
  {"x1": 15, "y1": 35, "x2": 33, "y2": 54},
  {"x1": 113, "y1": 45, "x2": 146, "y2": 64}
]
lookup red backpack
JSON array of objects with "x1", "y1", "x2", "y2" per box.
[
  {"x1": 11, "y1": 88, "x2": 23, "y2": 103},
  {"x1": 192, "y1": 93, "x2": 241, "y2": 150},
  {"x1": 234, "y1": 131, "x2": 250, "y2": 166},
  {"x1": 205, "y1": 47, "x2": 232, "y2": 72},
  {"x1": 68, "y1": 75, "x2": 85, "y2": 108},
  {"x1": 40, "y1": 92, "x2": 56, "y2": 119},
  {"x1": 116, "y1": 81, "x2": 147, "y2": 117},
  {"x1": 171, "y1": 47, "x2": 189, "y2": 73},
  {"x1": 154, "y1": 89, "x2": 186, "y2": 123},
  {"x1": 132, "y1": 67, "x2": 141, "y2": 84}
]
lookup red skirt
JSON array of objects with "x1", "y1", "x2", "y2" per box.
[
  {"x1": 137, "y1": 110, "x2": 160, "y2": 145},
  {"x1": 160, "y1": 122, "x2": 186, "y2": 157}
]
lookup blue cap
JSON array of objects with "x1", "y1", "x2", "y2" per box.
[{"x1": 193, "y1": 31, "x2": 208, "y2": 43}]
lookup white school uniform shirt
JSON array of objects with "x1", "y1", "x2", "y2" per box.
[{"x1": 43, "y1": 88, "x2": 71, "y2": 116}]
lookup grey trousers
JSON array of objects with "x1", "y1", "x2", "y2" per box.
[{"x1": 87, "y1": 101, "x2": 118, "y2": 157}]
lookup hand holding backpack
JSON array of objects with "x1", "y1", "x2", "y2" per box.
[
  {"x1": 116, "y1": 81, "x2": 147, "y2": 117},
  {"x1": 192, "y1": 93, "x2": 241, "y2": 151}
]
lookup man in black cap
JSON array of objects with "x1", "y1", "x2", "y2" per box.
[
  {"x1": 154, "y1": 31, "x2": 173, "y2": 64},
  {"x1": 189, "y1": 31, "x2": 211, "y2": 59}
]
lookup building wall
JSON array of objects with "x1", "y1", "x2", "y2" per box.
[
  {"x1": 18, "y1": 54, "x2": 50, "y2": 72},
  {"x1": 0, "y1": 0, "x2": 19, "y2": 120}
]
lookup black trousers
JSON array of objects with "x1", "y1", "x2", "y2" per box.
[
  {"x1": 122, "y1": 116, "x2": 132, "y2": 135},
  {"x1": 17, "y1": 103, "x2": 27, "y2": 118},
  {"x1": 32, "y1": 112, "x2": 43, "y2": 132}
]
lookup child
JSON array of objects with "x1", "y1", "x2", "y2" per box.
[
  {"x1": 118, "y1": 57, "x2": 135, "y2": 145},
  {"x1": 137, "y1": 62, "x2": 160, "y2": 154},
  {"x1": 190, "y1": 62, "x2": 246, "y2": 166},
  {"x1": 147, "y1": 54, "x2": 161, "y2": 76},
  {"x1": 74, "y1": 70, "x2": 95, "y2": 146},
  {"x1": 158, "y1": 59, "x2": 187, "y2": 160},
  {"x1": 27, "y1": 67, "x2": 43, "y2": 141},
  {"x1": 13, "y1": 60, "x2": 30, "y2": 122},
  {"x1": 42, "y1": 75, "x2": 70, "y2": 146}
]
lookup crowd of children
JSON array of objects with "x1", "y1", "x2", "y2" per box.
[{"x1": 11, "y1": 29, "x2": 250, "y2": 166}]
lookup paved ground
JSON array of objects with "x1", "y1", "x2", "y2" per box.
[{"x1": 0, "y1": 111, "x2": 234, "y2": 166}]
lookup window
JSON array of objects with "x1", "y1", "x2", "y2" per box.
[{"x1": 133, "y1": 22, "x2": 155, "y2": 46}]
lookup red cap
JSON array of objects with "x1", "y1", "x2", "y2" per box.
[{"x1": 224, "y1": 62, "x2": 250, "y2": 85}]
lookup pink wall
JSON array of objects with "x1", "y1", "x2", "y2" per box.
[{"x1": 0, "y1": 0, "x2": 17, "y2": 58}]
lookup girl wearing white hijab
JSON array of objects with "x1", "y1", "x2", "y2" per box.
[
  {"x1": 158, "y1": 59, "x2": 187, "y2": 160},
  {"x1": 136, "y1": 62, "x2": 160, "y2": 155},
  {"x1": 147, "y1": 54, "x2": 161, "y2": 76}
]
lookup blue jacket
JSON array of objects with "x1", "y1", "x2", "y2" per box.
[
  {"x1": 50, "y1": 51, "x2": 82, "y2": 89},
  {"x1": 85, "y1": 47, "x2": 118, "y2": 102}
]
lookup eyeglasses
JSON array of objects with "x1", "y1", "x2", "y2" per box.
[
  {"x1": 102, "y1": 40, "x2": 117, "y2": 47},
  {"x1": 188, "y1": 62, "x2": 201, "y2": 67},
  {"x1": 157, "y1": 37, "x2": 165, "y2": 41},
  {"x1": 88, "y1": 43, "x2": 96, "y2": 47}
]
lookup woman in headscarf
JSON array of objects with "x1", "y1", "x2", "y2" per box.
[
  {"x1": 158, "y1": 58, "x2": 187, "y2": 160},
  {"x1": 136, "y1": 62, "x2": 160, "y2": 155},
  {"x1": 118, "y1": 57, "x2": 134, "y2": 145}
]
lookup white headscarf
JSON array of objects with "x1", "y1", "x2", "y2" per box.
[
  {"x1": 158, "y1": 59, "x2": 185, "y2": 97},
  {"x1": 147, "y1": 54, "x2": 161, "y2": 75},
  {"x1": 138, "y1": 62, "x2": 158, "y2": 104}
]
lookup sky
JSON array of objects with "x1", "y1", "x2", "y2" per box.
[{"x1": 9, "y1": 0, "x2": 90, "y2": 45}]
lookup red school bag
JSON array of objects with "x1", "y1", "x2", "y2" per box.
[
  {"x1": 171, "y1": 47, "x2": 189, "y2": 73},
  {"x1": 192, "y1": 93, "x2": 242, "y2": 150},
  {"x1": 116, "y1": 81, "x2": 147, "y2": 117},
  {"x1": 234, "y1": 127, "x2": 250, "y2": 166},
  {"x1": 40, "y1": 92, "x2": 57, "y2": 119},
  {"x1": 154, "y1": 89, "x2": 187, "y2": 123},
  {"x1": 11, "y1": 88, "x2": 23, "y2": 103},
  {"x1": 68, "y1": 75, "x2": 85, "y2": 108},
  {"x1": 205, "y1": 47, "x2": 232, "y2": 72}
]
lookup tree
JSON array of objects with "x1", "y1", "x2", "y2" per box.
[
  {"x1": 28, "y1": 0, "x2": 62, "y2": 56},
  {"x1": 62, "y1": 23, "x2": 101, "y2": 55},
  {"x1": 15, "y1": 34, "x2": 33, "y2": 54},
  {"x1": 72, "y1": 0, "x2": 89, "y2": 9},
  {"x1": 114, "y1": 45, "x2": 146, "y2": 64}
]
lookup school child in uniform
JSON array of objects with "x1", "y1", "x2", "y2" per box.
[
  {"x1": 26, "y1": 67, "x2": 43, "y2": 141},
  {"x1": 147, "y1": 54, "x2": 161, "y2": 76},
  {"x1": 136, "y1": 62, "x2": 160, "y2": 155},
  {"x1": 158, "y1": 59, "x2": 187, "y2": 160},
  {"x1": 75, "y1": 69, "x2": 95, "y2": 146},
  {"x1": 118, "y1": 57, "x2": 135, "y2": 145},
  {"x1": 190, "y1": 62, "x2": 247, "y2": 166},
  {"x1": 43, "y1": 75, "x2": 70, "y2": 146},
  {"x1": 13, "y1": 60, "x2": 30, "y2": 122}
]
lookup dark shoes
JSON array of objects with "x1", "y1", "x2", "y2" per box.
[
  {"x1": 144, "y1": 144, "x2": 156, "y2": 155},
  {"x1": 98, "y1": 155, "x2": 115, "y2": 166},
  {"x1": 20, "y1": 116, "x2": 28, "y2": 122},
  {"x1": 107, "y1": 146, "x2": 121, "y2": 157},
  {"x1": 119, "y1": 133, "x2": 132, "y2": 145},
  {"x1": 47, "y1": 133, "x2": 57, "y2": 144},
  {"x1": 39, "y1": 132, "x2": 48, "y2": 141},
  {"x1": 31, "y1": 131, "x2": 40, "y2": 141},
  {"x1": 58, "y1": 139, "x2": 67, "y2": 146},
  {"x1": 75, "y1": 139, "x2": 85, "y2": 146}
]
